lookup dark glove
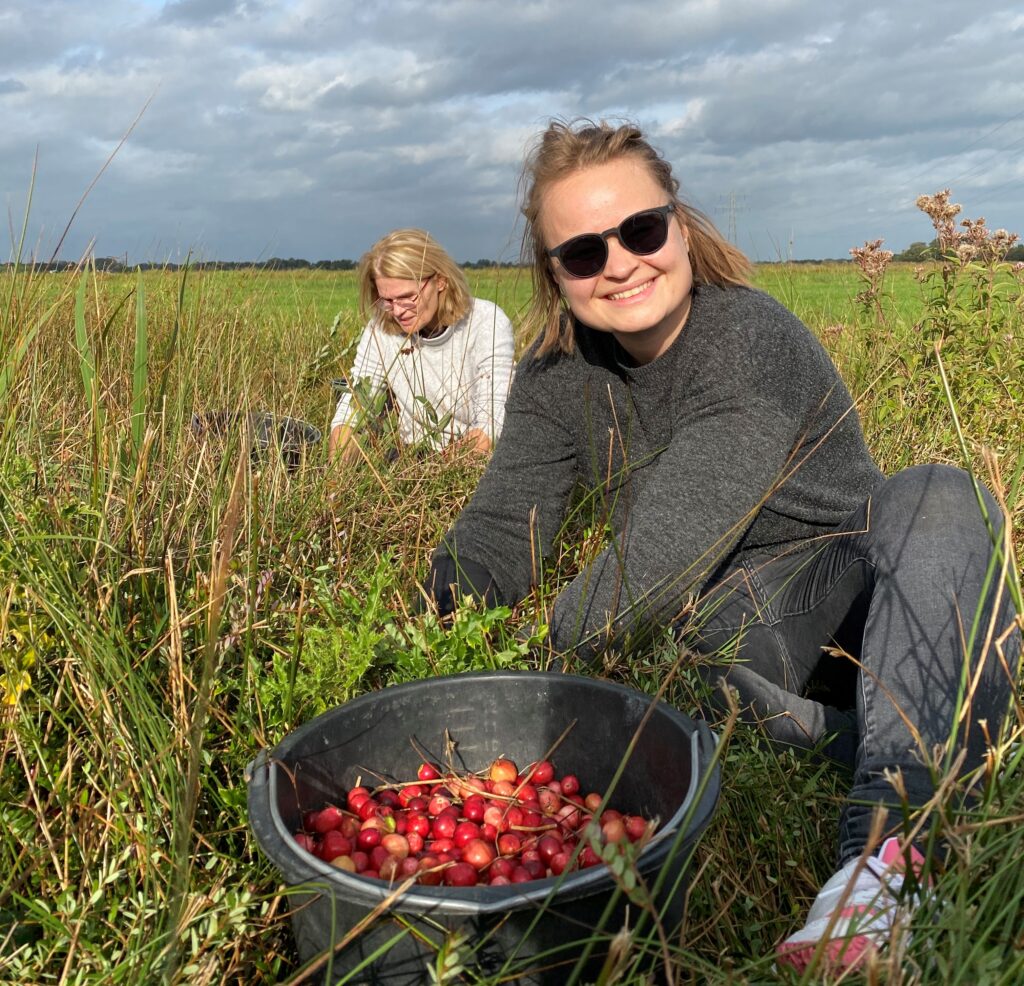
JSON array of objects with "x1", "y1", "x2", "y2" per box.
[{"x1": 414, "y1": 553, "x2": 499, "y2": 617}]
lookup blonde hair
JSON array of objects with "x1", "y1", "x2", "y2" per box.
[
  {"x1": 520, "y1": 119, "x2": 753, "y2": 356},
  {"x1": 358, "y1": 228, "x2": 471, "y2": 335}
]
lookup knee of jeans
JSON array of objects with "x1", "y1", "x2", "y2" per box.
[{"x1": 870, "y1": 463, "x2": 1002, "y2": 545}]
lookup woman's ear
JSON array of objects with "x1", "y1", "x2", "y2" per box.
[{"x1": 435, "y1": 275, "x2": 448, "y2": 295}]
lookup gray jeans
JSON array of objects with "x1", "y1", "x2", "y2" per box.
[{"x1": 688, "y1": 464, "x2": 1021, "y2": 863}]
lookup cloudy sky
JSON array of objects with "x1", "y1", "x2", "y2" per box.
[{"x1": 3, "y1": 0, "x2": 1023, "y2": 264}]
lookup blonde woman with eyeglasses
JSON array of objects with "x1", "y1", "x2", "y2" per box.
[{"x1": 328, "y1": 228, "x2": 515, "y2": 463}]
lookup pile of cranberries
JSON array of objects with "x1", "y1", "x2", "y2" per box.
[{"x1": 293, "y1": 756, "x2": 656, "y2": 887}]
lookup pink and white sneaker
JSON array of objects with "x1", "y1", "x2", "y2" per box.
[{"x1": 775, "y1": 837, "x2": 930, "y2": 972}]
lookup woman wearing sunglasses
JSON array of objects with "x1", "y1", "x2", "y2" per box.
[
  {"x1": 421, "y1": 120, "x2": 1019, "y2": 971},
  {"x1": 329, "y1": 228, "x2": 515, "y2": 462}
]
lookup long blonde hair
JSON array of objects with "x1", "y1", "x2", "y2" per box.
[
  {"x1": 358, "y1": 228, "x2": 471, "y2": 335},
  {"x1": 520, "y1": 119, "x2": 753, "y2": 356}
]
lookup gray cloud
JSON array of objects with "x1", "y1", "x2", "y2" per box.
[
  {"x1": 3, "y1": 0, "x2": 1023, "y2": 263},
  {"x1": 159, "y1": 0, "x2": 250, "y2": 25}
]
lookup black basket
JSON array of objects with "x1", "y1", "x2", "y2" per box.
[
  {"x1": 190, "y1": 410, "x2": 321, "y2": 471},
  {"x1": 247, "y1": 671, "x2": 720, "y2": 985}
]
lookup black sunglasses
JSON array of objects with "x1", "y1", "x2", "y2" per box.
[{"x1": 547, "y1": 204, "x2": 676, "y2": 278}]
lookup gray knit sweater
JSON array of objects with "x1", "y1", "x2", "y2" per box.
[{"x1": 433, "y1": 284, "x2": 884, "y2": 658}]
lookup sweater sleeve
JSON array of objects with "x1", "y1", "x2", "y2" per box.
[
  {"x1": 466, "y1": 302, "x2": 515, "y2": 442},
  {"x1": 431, "y1": 354, "x2": 578, "y2": 605},
  {"x1": 330, "y1": 321, "x2": 392, "y2": 432}
]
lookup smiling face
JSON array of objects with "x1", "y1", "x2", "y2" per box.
[
  {"x1": 375, "y1": 274, "x2": 446, "y2": 336},
  {"x1": 541, "y1": 157, "x2": 693, "y2": 365}
]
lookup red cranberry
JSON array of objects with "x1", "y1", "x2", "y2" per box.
[
  {"x1": 520, "y1": 857, "x2": 546, "y2": 880},
  {"x1": 381, "y1": 833, "x2": 410, "y2": 859},
  {"x1": 489, "y1": 758, "x2": 519, "y2": 784},
  {"x1": 417, "y1": 855, "x2": 443, "y2": 885},
  {"x1": 528, "y1": 760, "x2": 555, "y2": 786},
  {"x1": 462, "y1": 838, "x2": 496, "y2": 870},
  {"x1": 537, "y1": 834, "x2": 563, "y2": 866},
  {"x1": 378, "y1": 856, "x2": 402, "y2": 881},
  {"x1": 482, "y1": 805, "x2": 509, "y2": 832},
  {"x1": 602, "y1": 817, "x2": 627, "y2": 844},
  {"x1": 560, "y1": 774, "x2": 580, "y2": 797},
  {"x1": 496, "y1": 832, "x2": 522, "y2": 856},
  {"x1": 313, "y1": 806, "x2": 344, "y2": 834},
  {"x1": 443, "y1": 862, "x2": 479, "y2": 887},
  {"x1": 549, "y1": 851, "x2": 572, "y2": 876},
  {"x1": 453, "y1": 821, "x2": 481, "y2": 848},
  {"x1": 398, "y1": 784, "x2": 423, "y2": 807},
  {"x1": 428, "y1": 793, "x2": 453, "y2": 816},
  {"x1": 538, "y1": 789, "x2": 561, "y2": 814},
  {"x1": 378, "y1": 790, "x2": 401, "y2": 809},
  {"x1": 516, "y1": 783, "x2": 538, "y2": 803},
  {"x1": 463, "y1": 796, "x2": 487, "y2": 823},
  {"x1": 320, "y1": 830, "x2": 352, "y2": 860},
  {"x1": 356, "y1": 828, "x2": 380, "y2": 852}
]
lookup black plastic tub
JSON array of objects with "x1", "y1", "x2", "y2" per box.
[
  {"x1": 246, "y1": 672, "x2": 720, "y2": 985},
  {"x1": 190, "y1": 410, "x2": 321, "y2": 470}
]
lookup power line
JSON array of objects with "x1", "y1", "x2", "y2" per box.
[
  {"x1": 715, "y1": 192, "x2": 747, "y2": 244},
  {"x1": 928, "y1": 132, "x2": 1024, "y2": 197},
  {"x1": 785, "y1": 107, "x2": 1024, "y2": 235},
  {"x1": 898, "y1": 105, "x2": 1024, "y2": 195}
]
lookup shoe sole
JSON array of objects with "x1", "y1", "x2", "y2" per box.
[{"x1": 775, "y1": 933, "x2": 876, "y2": 972}]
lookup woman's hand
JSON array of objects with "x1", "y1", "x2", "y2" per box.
[
  {"x1": 328, "y1": 423, "x2": 363, "y2": 466},
  {"x1": 443, "y1": 428, "x2": 492, "y2": 461}
]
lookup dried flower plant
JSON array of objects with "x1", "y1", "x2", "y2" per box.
[
  {"x1": 850, "y1": 238, "x2": 894, "y2": 323},
  {"x1": 916, "y1": 189, "x2": 1020, "y2": 265},
  {"x1": 916, "y1": 189, "x2": 962, "y2": 253}
]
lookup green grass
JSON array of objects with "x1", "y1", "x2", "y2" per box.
[
  {"x1": 1, "y1": 255, "x2": 1022, "y2": 985},
  {"x1": 753, "y1": 261, "x2": 927, "y2": 327}
]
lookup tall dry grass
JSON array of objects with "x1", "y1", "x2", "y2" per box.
[{"x1": 1, "y1": 187, "x2": 1022, "y2": 984}]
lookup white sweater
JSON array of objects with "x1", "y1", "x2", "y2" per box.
[{"x1": 330, "y1": 297, "x2": 515, "y2": 450}]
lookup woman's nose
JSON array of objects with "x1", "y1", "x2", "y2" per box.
[{"x1": 601, "y1": 235, "x2": 639, "y2": 279}]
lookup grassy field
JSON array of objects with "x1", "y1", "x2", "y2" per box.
[{"x1": 1, "y1": 257, "x2": 1022, "y2": 985}]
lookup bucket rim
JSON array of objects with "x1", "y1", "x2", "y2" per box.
[{"x1": 247, "y1": 671, "x2": 720, "y2": 914}]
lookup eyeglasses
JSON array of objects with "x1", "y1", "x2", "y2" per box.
[
  {"x1": 376, "y1": 274, "x2": 435, "y2": 313},
  {"x1": 547, "y1": 204, "x2": 676, "y2": 279}
]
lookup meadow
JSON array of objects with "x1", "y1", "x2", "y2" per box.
[{"x1": 1, "y1": 247, "x2": 1022, "y2": 985}]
